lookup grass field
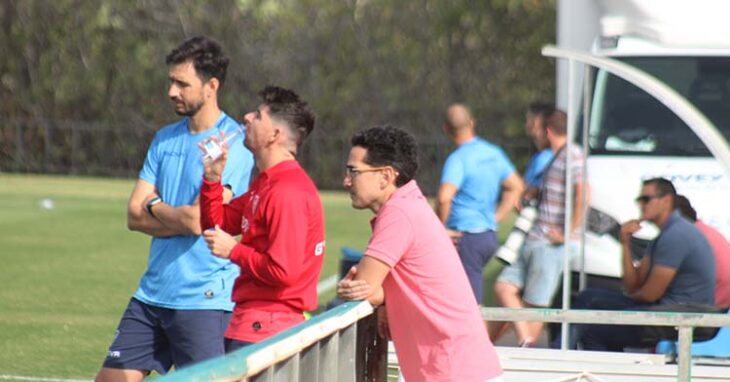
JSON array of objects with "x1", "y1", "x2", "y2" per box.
[
  {"x1": 0, "y1": 173, "x2": 375, "y2": 380},
  {"x1": 0, "y1": 173, "x2": 509, "y2": 380}
]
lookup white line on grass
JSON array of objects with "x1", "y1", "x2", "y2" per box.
[
  {"x1": 317, "y1": 274, "x2": 339, "y2": 296},
  {"x1": 0, "y1": 375, "x2": 91, "y2": 382}
]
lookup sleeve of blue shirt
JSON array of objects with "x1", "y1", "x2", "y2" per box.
[
  {"x1": 651, "y1": 226, "x2": 687, "y2": 270},
  {"x1": 440, "y1": 153, "x2": 464, "y2": 187},
  {"x1": 524, "y1": 149, "x2": 553, "y2": 187},
  {"x1": 523, "y1": 156, "x2": 540, "y2": 186},
  {"x1": 139, "y1": 130, "x2": 162, "y2": 185},
  {"x1": 496, "y1": 148, "x2": 516, "y2": 181}
]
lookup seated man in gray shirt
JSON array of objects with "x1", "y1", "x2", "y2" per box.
[{"x1": 571, "y1": 177, "x2": 715, "y2": 351}]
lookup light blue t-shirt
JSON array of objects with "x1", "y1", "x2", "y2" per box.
[
  {"x1": 441, "y1": 137, "x2": 515, "y2": 233},
  {"x1": 524, "y1": 149, "x2": 553, "y2": 188},
  {"x1": 134, "y1": 112, "x2": 254, "y2": 310}
]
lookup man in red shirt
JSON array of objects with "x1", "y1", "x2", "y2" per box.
[{"x1": 199, "y1": 86, "x2": 325, "y2": 352}]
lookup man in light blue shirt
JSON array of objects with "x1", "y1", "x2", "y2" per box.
[
  {"x1": 524, "y1": 149, "x2": 553, "y2": 188},
  {"x1": 437, "y1": 103, "x2": 524, "y2": 304},
  {"x1": 97, "y1": 36, "x2": 254, "y2": 381},
  {"x1": 523, "y1": 102, "x2": 555, "y2": 201}
]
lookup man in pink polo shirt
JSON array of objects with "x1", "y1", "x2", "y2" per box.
[{"x1": 337, "y1": 126, "x2": 503, "y2": 382}]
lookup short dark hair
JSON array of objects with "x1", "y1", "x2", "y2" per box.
[
  {"x1": 166, "y1": 36, "x2": 229, "y2": 86},
  {"x1": 260, "y1": 85, "x2": 316, "y2": 148},
  {"x1": 674, "y1": 194, "x2": 697, "y2": 222},
  {"x1": 545, "y1": 109, "x2": 568, "y2": 135},
  {"x1": 527, "y1": 102, "x2": 555, "y2": 121},
  {"x1": 351, "y1": 126, "x2": 418, "y2": 187},
  {"x1": 643, "y1": 177, "x2": 677, "y2": 208}
]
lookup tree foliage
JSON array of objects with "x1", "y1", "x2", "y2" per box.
[{"x1": 0, "y1": 0, "x2": 555, "y2": 191}]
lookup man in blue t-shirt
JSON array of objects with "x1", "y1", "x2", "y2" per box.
[
  {"x1": 96, "y1": 36, "x2": 254, "y2": 381},
  {"x1": 522, "y1": 102, "x2": 555, "y2": 200},
  {"x1": 572, "y1": 178, "x2": 716, "y2": 351},
  {"x1": 524, "y1": 149, "x2": 552, "y2": 189},
  {"x1": 437, "y1": 103, "x2": 524, "y2": 304}
]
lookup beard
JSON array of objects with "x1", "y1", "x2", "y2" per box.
[{"x1": 173, "y1": 99, "x2": 204, "y2": 117}]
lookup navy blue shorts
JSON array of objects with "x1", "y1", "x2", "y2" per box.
[
  {"x1": 224, "y1": 338, "x2": 253, "y2": 353},
  {"x1": 457, "y1": 230, "x2": 498, "y2": 304},
  {"x1": 102, "y1": 298, "x2": 231, "y2": 374}
]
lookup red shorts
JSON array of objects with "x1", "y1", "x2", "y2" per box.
[{"x1": 224, "y1": 307, "x2": 304, "y2": 343}]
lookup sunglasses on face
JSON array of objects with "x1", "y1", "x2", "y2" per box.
[{"x1": 635, "y1": 194, "x2": 663, "y2": 204}]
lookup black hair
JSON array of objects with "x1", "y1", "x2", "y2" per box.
[
  {"x1": 527, "y1": 102, "x2": 556, "y2": 122},
  {"x1": 350, "y1": 125, "x2": 418, "y2": 187},
  {"x1": 674, "y1": 194, "x2": 697, "y2": 222},
  {"x1": 166, "y1": 36, "x2": 229, "y2": 86},
  {"x1": 643, "y1": 177, "x2": 677, "y2": 208},
  {"x1": 260, "y1": 85, "x2": 316, "y2": 148}
]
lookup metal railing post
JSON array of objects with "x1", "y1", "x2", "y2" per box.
[
  {"x1": 337, "y1": 324, "x2": 357, "y2": 382},
  {"x1": 561, "y1": 57, "x2": 577, "y2": 351},
  {"x1": 676, "y1": 326, "x2": 693, "y2": 382},
  {"x1": 273, "y1": 353, "x2": 299, "y2": 381},
  {"x1": 252, "y1": 367, "x2": 273, "y2": 382},
  {"x1": 298, "y1": 343, "x2": 319, "y2": 381},
  {"x1": 320, "y1": 331, "x2": 340, "y2": 382},
  {"x1": 578, "y1": 62, "x2": 592, "y2": 293},
  {"x1": 356, "y1": 309, "x2": 387, "y2": 382}
]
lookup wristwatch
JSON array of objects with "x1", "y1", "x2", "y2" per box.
[{"x1": 146, "y1": 197, "x2": 162, "y2": 217}]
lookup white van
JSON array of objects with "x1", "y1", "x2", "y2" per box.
[{"x1": 557, "y1": 0, "x2": 730, "y2": 285}]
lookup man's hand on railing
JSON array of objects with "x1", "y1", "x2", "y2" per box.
[{"x1": 337, "y1": 266, "x2": 372, "y2": 300}]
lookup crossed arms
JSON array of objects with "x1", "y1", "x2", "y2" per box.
[{"x1": 127, "y1": 179, "x2": 232, "y2": 237}]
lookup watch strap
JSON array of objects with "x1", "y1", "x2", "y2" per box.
[{"x1": 146, "y1": 197, "x2": 162, "y2": 216}]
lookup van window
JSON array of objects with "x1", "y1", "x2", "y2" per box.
[{"x1": 587, "y1": 57, "x2": 730, "y2": 156}]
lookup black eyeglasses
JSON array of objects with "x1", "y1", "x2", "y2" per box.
[
  {"x1": 635, "y1": 194, "x2": 663, "y2": 204},
  {"x1": 345, "y1": 166, "x2": 388, "y2": 178}
]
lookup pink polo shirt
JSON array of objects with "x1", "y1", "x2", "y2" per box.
[
  {"x1": 365, "y1": 180, "x2": 502, "y2": 382},
  {"x1": 696, "y1": 221, "x2": 730, "y2": 307}
]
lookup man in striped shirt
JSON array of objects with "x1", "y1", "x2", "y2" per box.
[{"x1": 490, "y1": 109, "x2": 588, "y2": 347}]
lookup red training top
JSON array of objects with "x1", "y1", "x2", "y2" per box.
[{"x1": 200, "y1": 160, "x2": 325, "y2": 342}]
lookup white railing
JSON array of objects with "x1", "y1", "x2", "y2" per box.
[
  {"x1": 482, "y1": 307, "x2": 730, "y2": 382},
  {"x1": 143, "y1": 293, "x2": 729, "y2": 381},
  {"x1": 155, "y1": 301, "x2": 386, "y2": 382}
]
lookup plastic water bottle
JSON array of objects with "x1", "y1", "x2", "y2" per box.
[{"x1": 201, "y1": 124, "x2": 245, "y2": 162}]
